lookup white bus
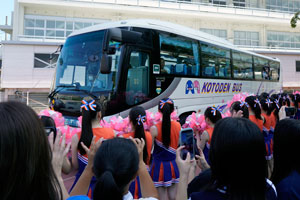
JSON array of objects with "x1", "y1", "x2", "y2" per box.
[{"x1": 50, "y1": 19, "x2": 281, "y2": 126}]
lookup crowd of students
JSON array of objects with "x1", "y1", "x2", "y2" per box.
[{"x1": 0, "y1": 92, "x2": 300, "y2": 200}]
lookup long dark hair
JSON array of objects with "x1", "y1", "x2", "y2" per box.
[
  {"x1": 158, "y1": 98, "x2": 174, "y2": 148},
  {"x1": 245, "y1": 96, "x2": 262, "y2": 120},
  {"x1": 271, "y1": 94, "x2": 280, "y2": 121},
  {"x1": 294, "y1": 94, "x2": 300, "y2": 109},
  {"x1": 93, "y1": 138, "x2": 139, "y2": 200},
  {"x1": 230, "y1": 101, "x2": 249, "y2": 119},
  {"x1": 78, "y1": 98, "x2": 103, "y2": 155},
  {"x1": 129, "y1": 106, "x2": 148, "y2": 163},
  {"x1": 0, "y1": 102, "x2": 63, "y2": 200},
  {"x1": 204, "y1": 107, "x2": 222, "y2": 124},
  {"x1": 271, "y1": 119, "x2": 300, "y2": 185},
  {"x1": 260, "y1": 97, "x2": 273, "y2": 116},
  {"x1": 209, "y1": 118, "x2": 267, "y2": 200}
]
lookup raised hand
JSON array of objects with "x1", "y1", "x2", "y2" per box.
[{"x1": 81, "y1": 136, "x2": 103, "y2": 170}]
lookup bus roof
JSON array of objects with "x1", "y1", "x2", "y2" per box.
[{"x1": 69, "y1": 19, "x2": 279, "y2": 62}]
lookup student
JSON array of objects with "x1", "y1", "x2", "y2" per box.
[
  {"x1": 271, "y1": 118, "x2": 300, "y2": 200},
  {"x1": 199, "y1": 106, "x2": 222, "y2": 164},
  {"x1": 176, "y1": 118, "x2": 277, "y2": 200},
  {"x1": 294, "y1": 94, "x2": 300, "y2": 120},
  {"x1": 245, "y1": 96, "x2": 264, "y2": 132},
  {"x1": 229, "y1": 101, "x2": 249, "y2": 118},
  {"x1": 69, "y1": 98, "x2": 115, "y2": 197},
  {"x1": 0, "y1": 102, "x2": 70, "y2": 200},
  {"x1": 68, "y1": 138, "x2": 159, "y2": 200},
  {"x1": 150, "y1": 98, "x2": 181, "y2": 200},
  {"x1": 123, "y1": 106, "x2": 153, "y2": 198}
]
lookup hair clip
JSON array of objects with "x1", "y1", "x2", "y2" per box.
[
  {"x1": 159, "y1": 98, "x2": 173, "y2": 109},
  {"x1": 81, "y1": 100, "x2": 97, "y2": 111},
  {"x1": 136, "y1": 115, "x2": 146, "y2": 125},
  {"x1": 254, "y1": 98, "x2": 261, "y2": 108},
  {"x1": 274, "y1": 99, "x2": 280, "y2": 109},
  {"x1": 211, "y1": 106, "x2": 220, "y2": 116},
  {"x1": 265, "y1": 99, "x2": 272, "y2": 107},
  {"x1": 240, "y1": 101, "x2": 249, "y2": 108}
]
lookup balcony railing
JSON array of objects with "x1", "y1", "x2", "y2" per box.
[
  {"x1": 18, "y1": 35, "x2": 66, "y2": 43},
  {"x1": 40, "y1": 0, "x2": 295, "y2": 18}
]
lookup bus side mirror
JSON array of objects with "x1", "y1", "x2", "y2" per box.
[{"x1": 100, "y1": 54, "x2": 112, "y2": 74}]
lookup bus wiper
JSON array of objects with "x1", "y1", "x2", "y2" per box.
[{"x1": 48, "y1": 84, "x2": 76, "y2": 99}]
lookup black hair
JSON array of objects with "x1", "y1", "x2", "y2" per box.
[
  {"x1": 260, "y1": 92, "x2": 269, "y2": 99},
  {"x1": 230, "y1": 101, "x2": 249, "y2": 119},
  {"x1": 93, "y1": 138, "x2": 139, "y2": 200},
  {"x1": 245, "y1": 96, "x2": 262, "y2": 120},
  {"x1": 288, "y1": 94, "x2": 295, "y2": 105},
  {"x1": 129, "y1": 106, "x2": 148, "y2": 163},
  {"x1": 270, "y1": 94, "x2": 280, "y2": 121},
  {"x1": 259, "y1": 97, "x2": 273, "y2": 116},
  {"x1": 158, "y1": 98, "x2": 174, "y2": 148},
  {"x1": 209, "y1": 118, "x2": 267, "y2": 200},
  {"x1": 78, "y1": 97, "x2": 103, "y2": 155},
  {"x1": 204, "y1": 107, "x2": 222, "y2": 124},
  {"x1": 40, "y1": 115, "x2": 57, "y2": 142},
  {"x1": 279, "y1": 93, "x2": 290, "y2": 107},
  {"x1": 295, "y1": 94, "x2": 300, "y2": 109},
  {"x1": 271, "y1": 119, "x2": 300, "y2": 185},
  {"x1": 0, "y1": 102, "x2": 63, "y2": 200}
]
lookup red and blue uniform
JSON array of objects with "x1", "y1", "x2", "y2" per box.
[
  {"x1": 203, "y1": 127, "x2": 214, "y2": 165},
  {"x1": 123, "y1": 131, "x2": 152, "y2": 199},
  {"x1": 262, "y1": 113, "x2": 274, "y2": 160},
  {"x1": 150, "y1": 121, "x2": 181, "y2": 187}
]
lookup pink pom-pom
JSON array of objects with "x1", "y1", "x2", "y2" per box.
[{"x1": 293, "y1": 91, "x2": 300, "y2": 95}]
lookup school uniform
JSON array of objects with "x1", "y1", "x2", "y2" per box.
[
  {"x1": 190, "y1": 179, "x2": 277, "y2": 200},
  {"x1": 69, "y1": 127, "x2": 115, "y2": 198},
  {"x1": 150, "y1": 121, "x2": 181, "y2": 187},
  {"x1": 123, "y1": 131, "x2": 153, "y2": 199},
  {"x1": 276, "y1": 170, "x2": 300, "y2": 200},
  {"x1": 249, "y1": 115, "x2": 263, "y2": 132}
]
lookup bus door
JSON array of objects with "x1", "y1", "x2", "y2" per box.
[{"x1": 121, "y1": 46, "x2": 155, "y2": 108}]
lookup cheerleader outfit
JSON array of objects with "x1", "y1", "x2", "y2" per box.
[
  {"x1": 69, "y1": 127, "x2": 115, "y2": 198},
  {"x1": 249, "y1": 115, "x2": 263, "y2": 132},
  {"x1": 150, "y1": 121, "x2": 181, "y2": 187},
  {"x1": 123, "y1": 131, "x2": 153, "y2": 199},
  {"x1": 203, "y1": 127, "x2": 214, "y2": 165},
  {"x1": 261, "y1": 113, "x2": 274, "y2": 160}
]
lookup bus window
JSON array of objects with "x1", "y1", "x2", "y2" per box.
[
  {"x1": 269, "y1": 61, "x2": 280, "y2": 81},
  {"x1": 159, "y1": 32, "x2": 200, "y2": 76},
  {"x1": 201, "y1": 43, "x2": 231, "y2": 78},
  {"x1": 233, "y1": 52, "x2": 253, "y2": 80},
  {"x1": 125, "y1": 51, "x2": 150, "y2": 106},
  {"x1": 254, "y1": 56, "x2": 270, "y2": 80}
]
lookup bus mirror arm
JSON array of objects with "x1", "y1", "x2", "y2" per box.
[{"x1": 100, "y1": 54, "x2": 112, "y2": 74}]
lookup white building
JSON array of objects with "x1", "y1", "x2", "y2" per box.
[{"x1": 1, "y1": 0, "x2": 300, "y2": 106}]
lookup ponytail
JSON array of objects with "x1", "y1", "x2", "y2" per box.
[
  {"x1": 245, "y1": 96, "x2": 262, "y2": 120},
  {"x1": 204, "y1": 106, "x2": 222, "y2": 123},
  {"x1": 129, "y1": 106, "x2": 148, "y2": 163},
  {"x1": 93, "y1": 171, "x2": 123, "y2": 200},
  {"x1": 260, "y1": 98, "x2": 273, "y2": 116},
  {"x1": 78, "y1": 98, "x2": 102, "y2": 155},
  {"x1": 230, "y1": 101, "x2": 249, "y2": 119},
  {"x1": 93, "y1": 138, "x2": 139, "y2": 200},
  {"x1": 159, "y1": 98, "x2": 174, "y2": 148}
]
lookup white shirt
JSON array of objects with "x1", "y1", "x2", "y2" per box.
[{"x1": 123, "y1": 192, "x2": 158, "y2": 200}]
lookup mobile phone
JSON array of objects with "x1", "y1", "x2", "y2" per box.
[
  {"x1": 40, "y1": 115, "x2": 57, "y2": 142},
  {"x1": 180, "y1": 128, "x2": 195, "y2": 160},
  {"x1": 285, "y1": 107, "x2": 296, "y2": 117}
]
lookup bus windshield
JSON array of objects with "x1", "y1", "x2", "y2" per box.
[{"x1": 55, "y1": 30, "x2": 117, "y2": 93}]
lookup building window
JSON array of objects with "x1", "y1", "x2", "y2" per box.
[
  {"x1": 34, "y1": 53, "x2": 58, "y2": 68},
  {"x1": 296, "y1": 61, "x2": 300, "y2": 72},
  {"x1": 209, "y1": 0, "x2": 226, "y2": 5},
  {"x1": 200, "y1": 28, "x2": 227, "y2": 40},
  {"x1": 267, "y1": 31, "x2": 300, "y2": 48},
  {"x1": 234, "y1": 31, "x2": 259, "y2": 47},
  {"x1": 266, "y1": 0, "x2": 300, "y2": 13},
  {"x1": 233, "y1": 0, "x2": 246, "y2": 7},
  {"x1": 24, "y1": 15, "x2": 108, "y2": 39}
]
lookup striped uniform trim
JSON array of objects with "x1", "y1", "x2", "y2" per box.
[
  {"x1": 155, "y1": 139, "x2": 176, "y2": 155},
  {"x1": 265, "y1": 154, "x2": 273, "y2": 160},
  {"x1": 206, "y1": 143, "x2": 210, "y2": 149},
  {"x1": 153, "y1": 178, "x2": 179, "y2": 187},
  {"x1": 263, "y1": 127, "x2": 269, "y2": 132},
  {"x1": 77, "y1": 152, "x2": 88, "y2": 165}
]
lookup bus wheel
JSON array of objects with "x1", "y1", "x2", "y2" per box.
[{"x1": 179, "y1": 111, "x2": 195, "y2": 126}]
